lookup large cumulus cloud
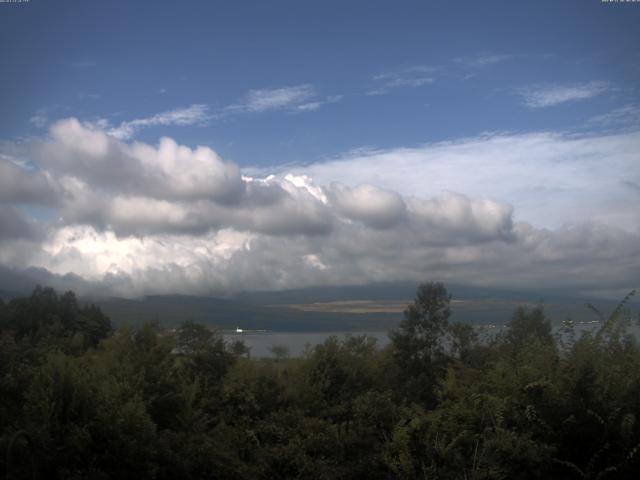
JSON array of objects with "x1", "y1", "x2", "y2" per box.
[
  {"x1": 328, "y1": 183, "x2": 407, "y2": 229},
  {"x1": 0, "y1": 119, "x2": 638, "y2": 298},
  {"x1": 43, "y1": 118, "x2": 245, "y2": 202}
]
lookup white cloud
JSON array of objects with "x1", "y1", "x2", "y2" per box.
[
  {"x1": 369, "y1": 54, "x2": 514, "y2": 95},
  {"x1": 0, "y1": 207, "x2": 43, "y2": 243},
  {"x1": 284, "y1": 129, "x2": 640, "y2": 232},
  {"x1": 328, "y1": 183, "x2": 407, "y2": 229},
  {"x1": 24, "y1": 120, "x2": 333, "y2": 236},
  {"x1": 38, "y1": 118, "x2": 244, "y2": 203},
  {"x1": 108, "y1": 104, "x2": 210, "y2": 140},
  {"x1": 223, "y1": 85, "x2": 342, "y2": 115},
  {"x1": 18, "y1": 213, "x2": 639, "y2": 299},
  {"x1": 40, "y1": 85, "x2": 339, "y2": 141},
  {"x1": 456, "y1": 53, "x2": 514, "y2": 68},
  {"x1": 518, "y1": 81, "x2": 610, "y2": 108},
  {"x1": 405, "y1": 192, "x2": 515, "y2": 244},
  {"x1": 0, "y1": 157, "x2": 59, "y2": 205},
  {"x1": 368, "y1": 66, "x2": 438, "y2": 95},
  {"x1": 29, "y1": 105, "x2": 69, "y2": 129},
  {"x1": 1, "y1": 121, "x2": 639, "y2": 298},
  {"x1": 589, "y1": 103, "x2": 640, "y2": 127},
  {"x1": 244, "y1": 85, "x2": 316, "y2": 112},
  {"x1": 294, "y1": 95, "x2": 343, "y2": 113},
  {"x1": 29, "y1": 112, "x2": 49, "y2": 128}
]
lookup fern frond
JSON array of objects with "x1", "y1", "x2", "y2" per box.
[
  {"x1": 552, "y1": 458, "x2": 585, "y2": 477},
  {"x1": 585, "y1": 303, "x2": 604, "y2": 322},
  {"x1": 611, "y1": 289, "x2": 636, "y2": 319}
]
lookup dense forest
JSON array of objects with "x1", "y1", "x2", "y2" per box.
[{"x1": 1, "y1": 284, "x2": 639, "y2": 479}]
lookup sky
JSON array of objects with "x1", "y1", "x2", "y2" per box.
[{"x1": 0, "y1": 0, "x2": 639, "y2": 298}]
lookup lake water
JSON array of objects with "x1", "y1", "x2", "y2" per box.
[{"x1": 223, "y1": 320, "x2": 640, "y2": 358}]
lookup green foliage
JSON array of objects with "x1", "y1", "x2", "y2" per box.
[
  {"x1": 1, "y1": 285, "x2": 639, "y2": 479},
  {"x1": 505, "y1": 304, "x2": 553, "y2": 350},
  {"x1": 269, "y1": 344, "x2": 290, "y2": 360},
  {"x1": 390, "y1": 282, "x2": 452, "y2": 405},
  {"x1": 2, "y1": 286, "x2": 112, "y2": 353}
]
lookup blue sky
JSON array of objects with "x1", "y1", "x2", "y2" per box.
[
  {"x1": 0, "y1": 0, "x2": 639, "y2": 297},
  {"x1": 2, "y1": 0, "x2": 638, "y2": 164}
]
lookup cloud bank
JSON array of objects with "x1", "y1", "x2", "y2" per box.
[
  {"x1": 283, "y1": 130, "x2": 640, "y2": 232},
  {"x1": 0, "y1": 119, "x2": 638, "y2": 298}
]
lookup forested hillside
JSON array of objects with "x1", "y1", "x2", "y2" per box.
[{"x1": 1, "y1": 284, "x2": 639, "y2": 479}]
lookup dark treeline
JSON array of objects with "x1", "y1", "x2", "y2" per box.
[{"x1": 1, "y1": 284, "x2": 639, "y2": 479}]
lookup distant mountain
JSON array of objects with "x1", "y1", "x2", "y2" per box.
[
  {"x1": 233, "y1": 281, "x2": 592, "y2": 305},
  {"x1": 0, "y1": 265, "x2": 98, "y2": 298},
  {"x1": 232, "y1": 282, "x2": 628, "y2": 328},
  {"x1": 0, "y1": 289, "x2": 23, "y2": 301},
  {"x1": 93, "y1": 285, "x2": 631, "y2": 332},
  {"x1": 234, "y1": 282, "x2": 419, "y2": 305},
  {"x1": 95, "y1": 294, "x2": 400, "y2": 332},
  {"x1": 1, "y1": 265, "x2": 632, "y2": 331}
]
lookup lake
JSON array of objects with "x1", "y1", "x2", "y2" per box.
[{"x1": 222, "y1": 320, "x2": 640, "y2": 358}]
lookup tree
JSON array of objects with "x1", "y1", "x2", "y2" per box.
[
  {"x1": 390, "y1": 282, "x2": 452, "y2": 405},
  {"x1": 177, "y1": 320, "x2": 234, "y2": 390},
  {"x1": 77, "y1": 303, "x2": 112, "y2": 347},
  {"x1": 448, "y1": 321, "x2": 478, "y2": 365},
  {"x1": 177, "y1": 320, "x2": 213, "y2": 354},
  {"x1": 269, "y1": 344, "x2": 290, "y2": 361},
  {"x1": 505, "y1": 305, "x2": 553, "y2": 351},
  {"x1": 230, "y1": 339, "x2": 251, "y2": 358}
]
